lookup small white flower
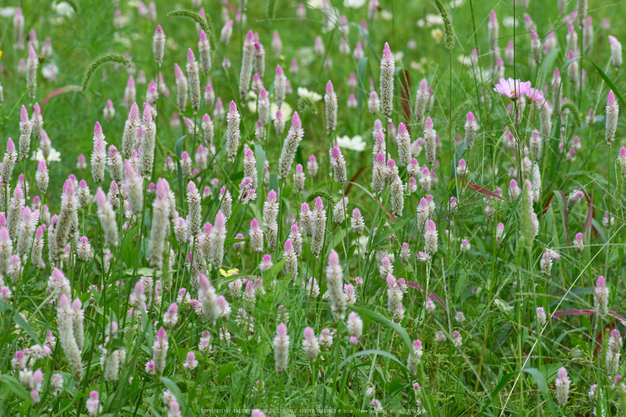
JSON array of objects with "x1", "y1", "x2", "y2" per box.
[
  {"x1": 297, "y1": 87, "x2": 323, "y2": 102},
  {"x1": 381, "y1": 10, "x2": 393, "y2": 20},
  {"x1": 344, "y1": 0, "x2": 366, "y2": 7},
  {"x1": 337, "y1": 135, "x2": 366, "y2": 152},
  {"x1": 54, "y1": 2, "x2": 75, "y2": 17},
  {"x1": 0, "y1": 7, "x2": 17, "y2": 17},
  {"x1": 502, "y1": 17, "x2": 518, "y2": 28},
  {"x1": 32, "y1": 147, "x2": 62, "y2": 162},
  {"x1": 425, "y1": 14, "x2": 444, "y2": 25}
]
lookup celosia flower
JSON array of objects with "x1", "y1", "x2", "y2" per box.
[
  {"x1": 609, "y1": 35, "x2": 622, "y2": 68},
  {"x1": 278, "y1": 112, "x2": 304, "y2": 179},
  {"x1": 325, "y1": 81, "x2": 337, "y2": 134},
  {"x1": 274, "y1": 322, "x2": 290, "y2": 372},
  {"x1": 326, "y1": 250, "x2": 346, "y2": 317},
  {"x1": 153, "y1": 25, "x2": 165, "y2": 64},
  {"x1": 606, "y1": 91, "x2": 619, "y2": 145},
  {"x1": 379, "y1": 43, "x2": 395, "y2": 119},
  {"x1": 555, "y1": 367, "x2": 570, "y2": 407}
]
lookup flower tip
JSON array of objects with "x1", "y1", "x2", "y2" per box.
[
  {"x1": 304, "y1": 327, "x2": 314, "y2": 339},
  {"x1": 328, "y1": 249, "x2": 339, "y2": 266},
  {"x1": 292, "y1": 111, "x2": 301, "y2": 128},
  {"x1": 187, "y1": 48, "x2": 195, "y2": 63},
  {"x1": 608, "y1": 91, "x2": 616, "y2": 104},
  {"x1": 383, "y1": 42, "x2": 392, "y2": 58}
]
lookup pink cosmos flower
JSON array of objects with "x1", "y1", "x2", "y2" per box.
[
  {"x1": 525, "y1": 88, "x2": 545, "y2": 105},
  {"x1": 494, "y1": 78, "x2": 532, "y2": 100}
]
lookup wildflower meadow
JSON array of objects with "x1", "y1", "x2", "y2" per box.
[{"x1": 1, "y1": 0, "x2": 626, "y2": 415}]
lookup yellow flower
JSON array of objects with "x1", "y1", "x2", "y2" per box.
[
  {"x1": 0, "y1": 50, "x2": 3, "y2": 59},
  {"x1": 219, "y1": 268, "x2": 239, "y2": 277}
]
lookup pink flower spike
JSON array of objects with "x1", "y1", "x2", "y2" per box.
[
  {"x1": 328, "y1": 249, "x2": 339, "y2": 266},
  {"x1": 383, "y1": 42, "x2": 392, "y2": 59},
  {"x1": 174, "y1": 63, "x2": 184, "y2": 80},
  {"x1": 608, "y1": 91, "x2": 616, "y2": 105}
]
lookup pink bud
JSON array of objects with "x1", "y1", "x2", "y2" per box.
[
  {"x1": 28, "y1": 46, "x2": 37, "y2": 61},
  {"x1": 214, "y1": 211, "x2": 226, "y2": 229},
  {"x1": 291, "y1": 112, "x2": 301, "y2": 130},
  {"x1": 304, "y1": 327, "x2": 314, "y2": 339},
  {"x1": 608, "y1": 91, "x2": 616, "y2": 105},
  {"x1": 328, "y1": 249, "x2": 339, "y2": 266},
  {"x1": 276, "y1": 322, "x2": 287, "y2": 337},
  {"x1": 383, "y1": 42, "x2": 392, "y2": 59},
  {"x1": 174, "y1": 63, "x2": 184, "y2": 79}
]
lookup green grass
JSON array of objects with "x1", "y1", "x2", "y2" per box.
[{"x1": 0, "y1": 0, "x2": 626, "y2": 415}]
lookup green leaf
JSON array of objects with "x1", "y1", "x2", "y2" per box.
[
  {"x1": 105, "y1": 338, "x2": 126, "y2": 352},
  {"x1": 551, "y1": 190, "x2": 570, "y2": 245},
  {"x1": 329, "y1": 227, "x2": 349, "y2": 251},
  {"x1": 254, "y1": 144, "x2": 266, "y2": 191},
  {"x1": 230, "y1": 170, "x2": 244, "y2": 181},
  {"x1": 338, "y1": 349, "x2": 408, "y2": 372},
  {"x1": 160, "y1": 377, "x2": 191, "y2": 415},
  {"x1": 175, "y1": 135, "x2": 186, "y2": 158},
  {"x1": 14, "y1": 312, "x2": 41, "y2": 345},
  {"x1": 0, "y1": 298, "x2": 13, "y2": 314},
  {"x1": 454, "y1": 271, "x2": 468, "y2": 298},
  {"x1": 269, "y1": 173, "x2": 279, "y2": 193},
  {"x1": 217, "y1": 362, "x2": 235, "y2": 383},
  {"x1": 1, "y1": 374, "x2": 31, "y2": 401},
  {"x1": 538, "y1": 47, "x2": 560, "y2": 85},
  {"x1": 353, "y1": 23, "x2": 379, "y2": 64},
  {"x1": 566, "y1": 56, "x2": 626, "y2": 108},
  {"x1": 124, "y1": 267, "x2": 154, "y2": 277},
  {"x1": 523, "y1": 368, "x2": 559, "y2": 415},
  {"x1": 492, "y1": 373, "x2": 514, "y2": 400},
  {"x1": 265, "y1": 258, "x2": 286, "y2": 282},
  {"x1": 175, "y1": 135, "x2": 186, "y2": 210},
  {"x1": 368, "y1": 216, "x2": 412, "y2": 250},
  {"x1": 356, "y1": 57, "x2": 369, "y2": 113},
  {"x1": 347, "y1": 305, "x2": 413, "y2": 353}
]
